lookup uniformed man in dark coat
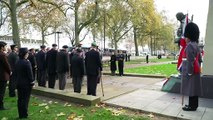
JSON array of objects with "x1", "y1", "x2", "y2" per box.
[
  {"x1": 0, "y1": 41, "x2": 11, "y2": 110},
  {"x1": 85, "y1": 42, "x2": 102, "y2": 96},
  {"x1": 46, "y1": 44, "x2": 58, "y2": 88},
  {"x1": 8, "y1": 44, "x2": 19, "y2": 97},
  {"x1": 28, "y1": 48, "x2": 37, "y2": 81},
  {"x1": 35, "y1": 45, "x2": 46, "y2": 87},
  {"x1": 71, "y1": 48, "x2": 84, "y2": 93},
  {"x1": 110, "y1": 52, "x2": 117, "y2": 76},
  {"x1": 181, "y1": 22, "x2": 202, "y2": 111},
  {"x1": 56, "y1": 45, "x2": 69, "y2": 90},
  {"x1": 15, "y1": 48, "x2": 34, "y2": 119},
  {"x1": 117, "y1": 50, "x2": 124, "y2": 76}
]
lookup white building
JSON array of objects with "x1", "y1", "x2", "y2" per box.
[{"x1": 0, "y1": 36, "x2": 45, "y2": 49}]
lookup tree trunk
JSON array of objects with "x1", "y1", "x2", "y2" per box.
[
  {"x1": 74, "y1": 2, "x2": 79, "y2": 45},
  {"x1": 41, "y1": 29, "x2": 45, "y2": 45},
  {"x1": 114, "y1": 34, "x2": 118, "y2": 54},
  {"x1": 150, "y1": 36, "x2": 153, "y2": 56},
  {"x1": 10, "y1": 0, "x2": 20, "y2": 47},
  {"x1": 133, "y1": 27, "x2": 139, "y2": 56}
]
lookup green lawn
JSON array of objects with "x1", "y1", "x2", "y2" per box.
[
  {"x1": 125, "y1": 58, "x2": 174, "y2": 65},
  {"x1": 0, "y1": 92, "x2": 149, "y2": 120},
  {"x1": 125, "y1": 63, "x2": 178, "y2": 77}
]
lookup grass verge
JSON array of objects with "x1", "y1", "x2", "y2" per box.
[
  {"x1": 1, "y1": 91, "x2": 149, "y2": 120},
  {"x1": 125, "y1": 63, "x2": 178, "y2": 77}
]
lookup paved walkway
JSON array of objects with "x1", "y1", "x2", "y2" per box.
[{"x1": 52, "y1": 74, "x2": 213, "y2": 120}]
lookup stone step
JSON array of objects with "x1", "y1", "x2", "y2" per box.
[{"x1": 32, "y1": 87, "x2": 101, "y2": 106}]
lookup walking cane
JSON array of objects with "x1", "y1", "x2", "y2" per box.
[
  {"x1": 100, "y1": 72, "x2": 104, "y2": 96},
  {"x1": 182, "y1": 95, "x2": 184, "y2": 106}
]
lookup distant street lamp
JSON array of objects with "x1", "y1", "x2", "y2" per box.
[{"x1": 55, "y1": 31, "x2": 62, "y2": 49}]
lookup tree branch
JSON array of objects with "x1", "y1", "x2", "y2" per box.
[
  {"x1": 117, "y1": 26, "x2": 133, "y2": 42},
  {"x1": 0, "y1": 14, "x2": 9, "y2": 28},
  {"x1": 0, "y1": 0, "x2": 12, "y2": 12},
  {"x1": 37, "y1": 0, "x2": 66, "y2": 16},
  {"x1": 80, "y1": 30, "x2": 89, "y2": 42},
  {"x1": 78, "y1": 0, "x2": 98, "y2": 34},
  {"x1": 17, "y1": 0, "x2": 29, "y2": 7}
]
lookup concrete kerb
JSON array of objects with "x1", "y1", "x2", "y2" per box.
[
  {"x1": 32, "y1": 87, "x2": 100, "y2": 106},
  {"x1": 103, "y1": 72, "x2": 167, "y2": 79}
]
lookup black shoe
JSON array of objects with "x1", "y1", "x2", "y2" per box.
[
  {"x1": 19, "y1": 116, "x2": 27, "y2": 119},
  {"x1": 182, "y1": 106, "x2": 197, "y2": 111}
]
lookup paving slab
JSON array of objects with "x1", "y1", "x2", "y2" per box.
[{"x1": 201, "y1": 108, "x2": 213, "y2": 120}]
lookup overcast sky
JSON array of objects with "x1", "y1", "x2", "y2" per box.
[{"x1": 154, "y1": 0, "x2": 209, "y2": 39}]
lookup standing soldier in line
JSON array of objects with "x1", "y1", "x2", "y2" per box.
[
  {"x1": 46, "y1": 44, "x2": 58, "y2": 88},
  {"x1": 71, "y1": 48, "x2": 84, "y2": 93},
  {"x1": 15, "y1": 48, "x2": 34, "y2": 119},
  {"x1": 0, "y1": 41, "x2": 11, "y2": 110},
  {"x1": 28, "y1": 48, "x2": 37, "y2": 82},
  {"x1": 85, "y1": 42, "x2": 102, "y2": 96},
  {"x1": 36, "y1": 45, "x2": 46, "y2": 87},
  {"x1": 57, "y1": 45, "x2": 69, "y2": 90},
  {"x1": 8, "y1": 44, "x2": 19, "y2": 97},
  {"x1": 110, "y1": 52, "x2": 117, "y2": 76},
  {"x1": 117, "y1": 50, "x2": 124, "y2": 76}
]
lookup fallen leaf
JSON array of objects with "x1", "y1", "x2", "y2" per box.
[
  {"x1": 67, "y1": 113, "x2": 76, "y2": 120},
  {"x1": 39, "y1": 103, "x2": 47, "y2": 107},
  {"x1": 31, "y1": 102, "x2": 38, "y2": 106},
  {"x1": 64, "y1": 102, "x2": 69, "y2": 106},
  {"x1": 147, "y1": 113, "x2": 154, "y2": 118},
  {"x1": 57, "y1": 112, "x2": 66, "y2": 117},
  {"x1": 48, "y1": 101, "x2": 53, "y2": 104},
  {"x1": 45, "y1": 106, "x2": 49, "y2": 109},
  {"x1": 67, "y1": 104, "x2": 72, "y2": 107},
  {"x1": 95, "y1": 104, "x2": 100, "y2": 107},
  {"x1": 1, "y1": 117, "x2": 8, "y2": 120},
  {"x1": 91, "y1": 109, "x2": 96, "y2": 113}
]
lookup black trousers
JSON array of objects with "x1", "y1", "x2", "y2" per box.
[
  {"x1": 48, "y1": 73, "x2": 56, "y2": 88},
  {"x1": 9, "y1": 74, "x2": 17, "y2": 97},
  {"x1": 17, "y1": 86, "x2": 32, "y2": 118},
  {"x1": 87, "y1": 75, "x2": 98, "y2": 96},
  {"x1": 32, "y1": 68, "x2": 36, "y2": 81},
  {"x1": 37, "y1": 70, "x2": 46, "y2": 87},
  {"x1": 189, "y1": 96, "x2": 198, "y2": 109},
  {"x1": 73, "y1": 77, "x2": 83, "y2": 93},
  {"x1": 118, "y1": 61, "x2": 124, "y2": 76},
  {"x1": 0, "y1": 81, "x2": 7, "y2": 109}
]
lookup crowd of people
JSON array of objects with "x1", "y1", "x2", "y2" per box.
[
  {"x1": 0, "y1": 41, "x2": 103, "y2": 118},
  {"x1": 0, "y1": 22, "x2": 203, "y2": 119}
]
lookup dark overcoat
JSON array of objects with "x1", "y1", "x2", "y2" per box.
[
  {"x1": 0, "y1": 51, "x2": 11, "y2": 81},
  {"x1": 71, "y1": 54, "x2": 84, "y2": 77},
  {"x1": 28, "y1": 53, "x2": 36, "y2": 68},
  {"x1": 35, "y1": 50, "x2": 46, "y2": 71},
  {"x1": 181, "y1": 42, "x2": 203, "y2": 96},
  {"x1": 8, "y1": 51, "x2": 19, "y2": 71},
  {"x1": 85, "y1": 49, "x2": 102, "y2": 76},
  {"x1": 56, "y1": 50, "x2": 69, "y2": 73},
  {"x1": 46, "y1": 49, "x2": 58, "y2": 74},
  {"x1": 110, "y1": 54, "x2": 117, "y2": 71},
  {"x1": 15, "y1": 59, "x2": 34, "y2": 87}
]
